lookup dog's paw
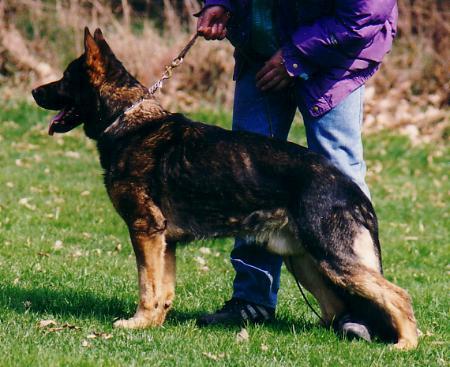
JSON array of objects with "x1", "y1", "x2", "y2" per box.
[
  {"x1": 113, "y1": 316, "x2": 156, "y2": 329},
  {"x1": 392, "y1": 338, "x2": 418, "y2": 351}
]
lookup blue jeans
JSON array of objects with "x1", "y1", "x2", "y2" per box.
[{"x1": 231, "y1": 66, "x2": 369, "y2": 309}]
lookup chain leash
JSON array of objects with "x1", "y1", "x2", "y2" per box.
[{"x1": 148, "y1": 33, "x2": 199, "y2": 95}]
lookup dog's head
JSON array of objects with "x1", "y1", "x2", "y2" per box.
[{"x1": 32, "y1": 27, "x2": 148, "y2": 139}]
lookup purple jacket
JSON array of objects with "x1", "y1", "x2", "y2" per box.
[{"x1": 203, "y1": 0, "x2": 397, "y2": 117}]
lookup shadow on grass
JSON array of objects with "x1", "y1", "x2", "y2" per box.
[
  {"x1": 0, "y1": 285, "x2": 131, "y2": 320},
  {"x1": 192, "y1": 317, "x2": 320, "y2": 335},
  {"x1": 166, "y1": 308, "x2": 319, "y2": 335},
  {"x1": 1, "y1": 284, "x2": 319, "y2": 334}
]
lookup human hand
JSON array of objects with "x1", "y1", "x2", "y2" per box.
[
  {"x1": 197, "y1": 6, "x2": 230, "y2": 40},
  {"x1": 256, "y1": 50, "x2": 293, "y2": 92}
]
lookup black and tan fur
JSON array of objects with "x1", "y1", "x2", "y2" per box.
[{"x1": 32, "y1": 28, "x2": 418, "y2": 349}]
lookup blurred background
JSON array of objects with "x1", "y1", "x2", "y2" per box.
[
  {"x1": 0, "y1": 0, "x2": 448, "y2": 143},
  {"x1": 0, "y1": 6, "x2": 448, "y2": 364}
]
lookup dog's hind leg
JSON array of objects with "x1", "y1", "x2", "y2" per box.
[
  {"x1": 295, "y1": 200, "x2": 418, "y2": 349},
  {"x1": 284, "y1": 253, "x2": 346, "y2": 326},
  {"x1": 313, "y1": 224, "x2": 418, "y2": 350},
  {"x1": 319, "y1": 261, "x2": 418, "y2": 350},
  {"x1": 320, "y1": 261, "x2": 418, "y2": 349}
]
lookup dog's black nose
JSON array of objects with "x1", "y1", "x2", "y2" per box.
[
  {"x1": 31, "y1": 88, "x2": 39, "y2": 99},
  {"x1": 31, "y1": 87, "x2": 45, "y2": 103}
]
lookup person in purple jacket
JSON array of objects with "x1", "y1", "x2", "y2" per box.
[{"x1": 195, "y1": 0, "x2": 397, "y2": 341}]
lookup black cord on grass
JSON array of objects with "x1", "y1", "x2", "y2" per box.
[{"x1": 286, "y1": 256, "x2": 326, "y2": 325}]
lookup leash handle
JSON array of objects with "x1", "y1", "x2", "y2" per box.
[
  {"x1": 176, "y1": 32, "x2": 199, "y2": 61},
  {"x1": 149, "y1": 33, "x2": 199, "y2": 95}
]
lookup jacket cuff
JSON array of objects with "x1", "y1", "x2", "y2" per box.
[
  {"x1": 203, "y1": 0, "x2": 233, "y2": 12},
  {"x1": 281, "y1": 43, "x2": 315, "y2": 80}
]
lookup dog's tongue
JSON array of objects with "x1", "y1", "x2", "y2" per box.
[{"x1": 48, "y1": 109, "x2": 67, "y2": 136}]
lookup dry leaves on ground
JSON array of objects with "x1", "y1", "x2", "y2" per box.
[
  {"x1": 202, "y1": 352, "x2": 225, "y2": 361},
  {"x1": 81, "y1": 340, "x2": 91, "y2": 347},
  {"x1": 18, "y1": 197, "x2": 36, "y2": 211},
  {"x1": 86, "y1": 331, "x2": 113, "y2": 340},
  {"x1": 236, "y1": 328, "x2": 249, "y2": 343},
  {"x1": 53, "y1": 240, "x2": 63, "y2": 250},
  {"x1": 38, "y1": 320, "x2": 81, "y2": 333},
  {"x1": 38, "y1": 319, "x2": 57, "y2": 328}
]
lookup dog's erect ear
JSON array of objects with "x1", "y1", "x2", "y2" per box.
[
  {"x1": 85, "y1": 26, "x2": 92, "y2": 39},
  {"x1": 84, "y1": 26, "x2": 102, "y2": 66},
  {"x1": 93, "y1": 28, "x2": 104, "y2": 42},
  {"x1": 85, "y1": 27, "x2": 123, "y2": 85},
  {"x1": 84, "y1": 26, "x2": 106, "y2": 83},
  {"x1": 93, "y1": 28, "x2": 115, "y2": 58}
]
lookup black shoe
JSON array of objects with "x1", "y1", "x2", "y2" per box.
[
  {"x1": 197, "y1": 298, "x2": 275, "y2": 326},
  {"x1": 336, "y1": 314, "x2": 372, "y2": 342}
]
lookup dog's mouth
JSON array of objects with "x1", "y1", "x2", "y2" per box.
[{"x1": 49, "y1": 106, "x2": 82, "y2": 136}]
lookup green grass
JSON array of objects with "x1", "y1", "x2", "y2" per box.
[{"x1": 0, "y1": 101, "x2": 448, "y2": 366}]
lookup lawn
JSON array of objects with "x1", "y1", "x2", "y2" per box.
[{"x1": 0, "y1": 100, "x2": 448, "y2": 366}]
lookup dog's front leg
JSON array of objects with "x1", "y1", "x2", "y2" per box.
[
  {"x1": 114, "y1": 228, "x2": 166, "y2": 329},
  {"x1": 154, "y1": 241, "x2": 177, "y2": 325},
  {"x1": 114, "y1": 227, "x2": 167, "y2": 329},
  {"x1": 109, "y1": 182, "x2": 170, "y2": 329}
]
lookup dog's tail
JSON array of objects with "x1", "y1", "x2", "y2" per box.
[{"x1": 318, "y1": 258, "x2": 418, "y2": 350}]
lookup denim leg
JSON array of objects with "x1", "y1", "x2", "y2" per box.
[
  {"x1": 298, "y1": 86, "x2": 371, "y2": 198},
  {"x1": 231, "y1": 67, "x2": 297, "y2": 309}
]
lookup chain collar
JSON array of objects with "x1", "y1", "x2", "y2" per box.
[{"x1": 103, "y1": 33, "x2": 199, "y2": 135}]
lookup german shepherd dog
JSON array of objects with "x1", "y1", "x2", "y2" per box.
[{"x1": 32, "y1": 28, "x2": 418, "y2": 349}]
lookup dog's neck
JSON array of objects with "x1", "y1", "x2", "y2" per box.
[
  {"x1": 101, "y1": 96, "x2": 169, "y2": 140},
  {"x1": 97, "y1": 81, "x2": 149, "y2": 123}
]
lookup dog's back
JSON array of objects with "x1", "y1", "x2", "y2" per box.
[{"x1": 101, "y1": 109, "x2": 417, "y2": 349}]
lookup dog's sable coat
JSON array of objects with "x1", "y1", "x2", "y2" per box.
[{"x1": 32, "y1": 28, "x2": 418, "y2": 349}]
